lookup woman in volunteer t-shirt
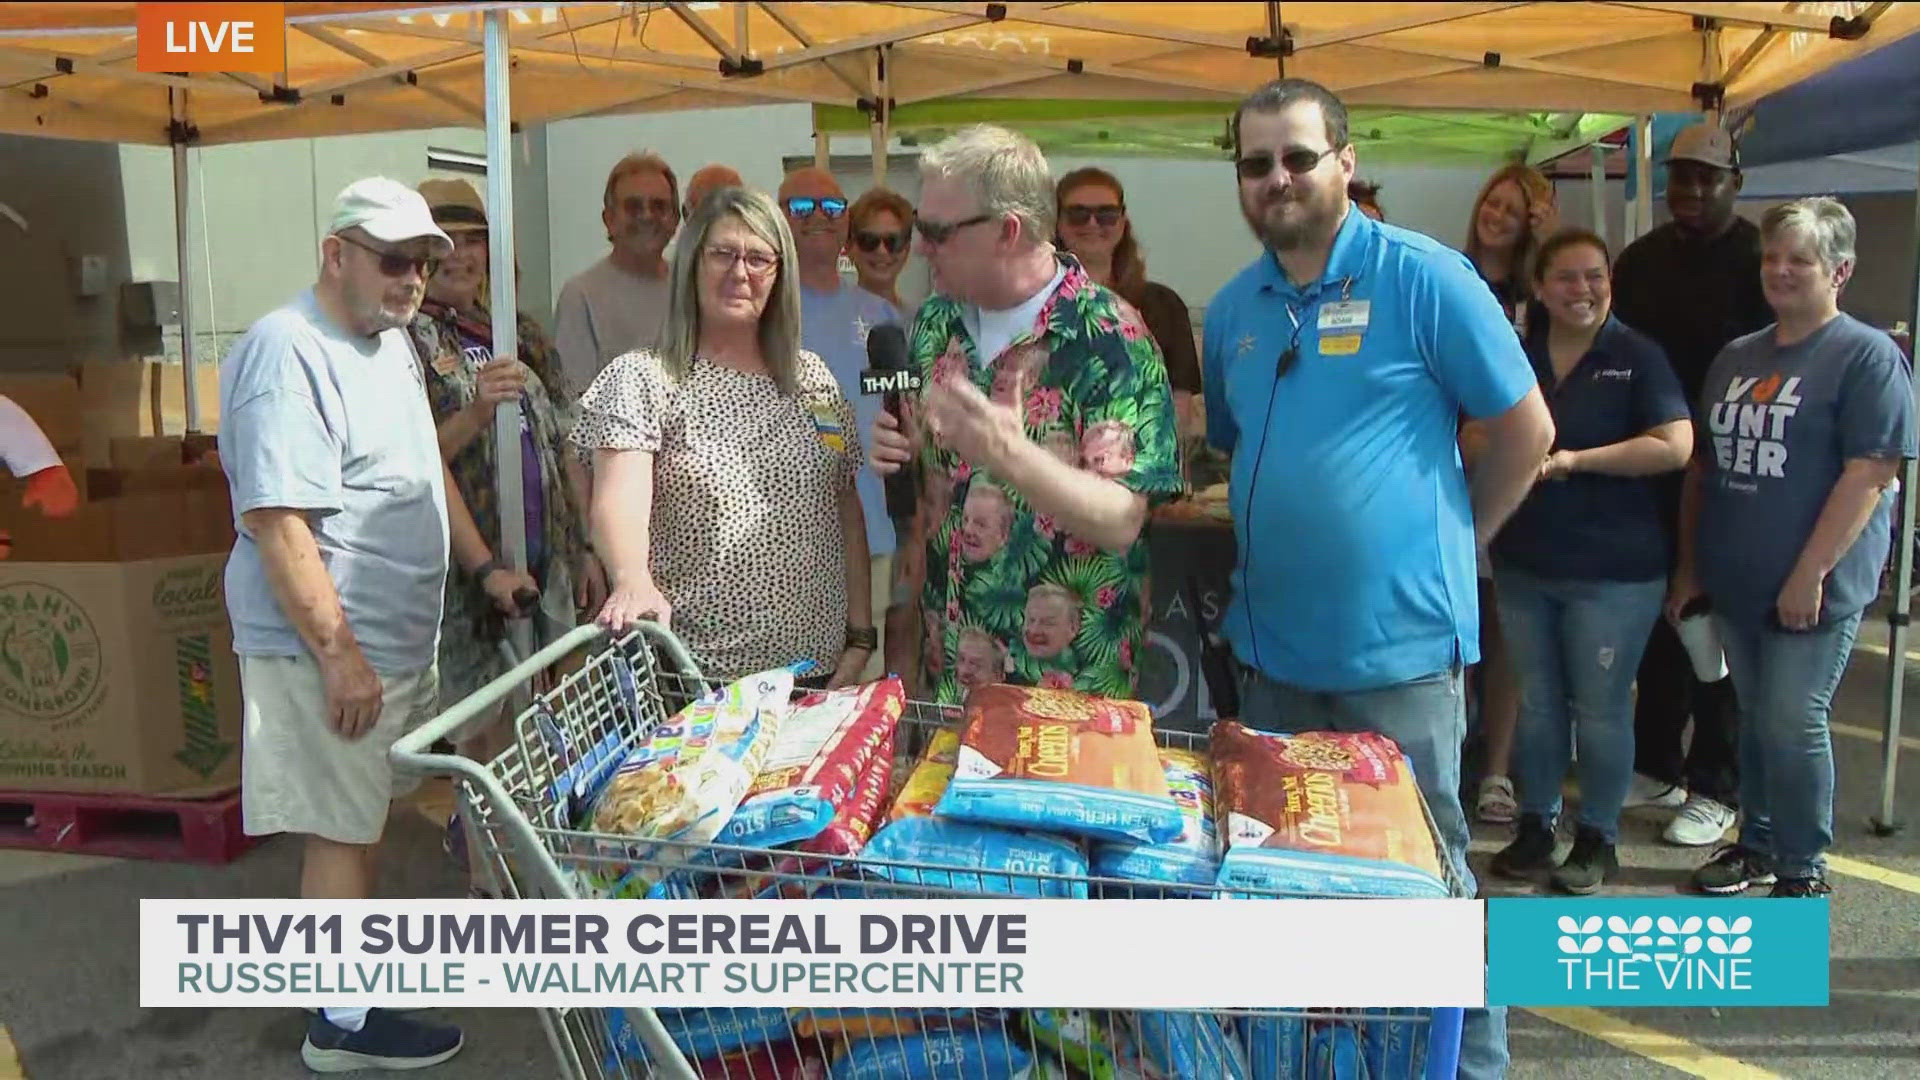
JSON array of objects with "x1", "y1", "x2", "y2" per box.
[
  {"x1": 1671, "y1": 197, "x2": 1916, "y2": 900},
  {"x1": 1485, "y1": 228, "x2": 1692, "y2": 895}
]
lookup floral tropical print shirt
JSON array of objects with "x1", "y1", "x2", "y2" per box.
[{"x1": 899, "y1": 254, "x2": 1182, "y2": 705}]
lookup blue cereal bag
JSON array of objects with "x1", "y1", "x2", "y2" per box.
[
  {"x1": 1091, "y1": 748, "x2": 1220, "y2": 890},
  {"x1": 1134, "y1": 1011, "x2": 1249, "y2": 1080},
  {"x1": 829, "y1": 1022, "x2": 1032, "y2": 1080},
  {"x1": 718, "y1": 677, "x2": 903, "y2": 850},
  {"x1": 1244, "y1": 1016, "x2": 1367, "y2": 1080},
  {"x1": 934, "y1": 684, "x2": 1183, "y2": 845},
  {"x1": 862, "y1": 729, "x2": 1090, "y2": 898}
]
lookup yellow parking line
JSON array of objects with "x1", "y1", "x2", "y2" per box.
[
  {"x1": 0, "y1": 1023, "x2": 25, "y2": 1080},
  {"x1": 1525, "y1": 1008, "x2": 1782, "y2": 1079},
  {"x1": 1827, "y1": 854, "x2": 1920, "y2": 896}
]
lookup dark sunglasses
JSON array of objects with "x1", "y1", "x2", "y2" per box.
[
  {"x1": 783, "y1": 196, "x2": 848, "y2": 219},
  {"x1": 1235, "y1": 146, "x2": 1338, "y2": 181},
  {"x1": 621, "y1": 195, "x2": 677, "y2": 218},
  {"x1": 853, "y1": 230, "x2": 909, "y2": 254},
  {"x1": 1062, "y1": 204, "x2": 1124, "y2": 228},
  {"x1": 338, "y1": 233, "x2": 439, "y2": 278},
  {"x1": 913, "y1": 212, "x2": 995, "y2": 245}
]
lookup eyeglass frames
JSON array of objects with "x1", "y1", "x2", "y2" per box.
[
  {"x1": 782, "y1": 196, "x2": 848, "y2": 220},
  {"x1": 1235, "y1": 146, "x2": 1338, "y2": 181},
  {"x1": 853, "y1": 230, "x2": 909, "y2": 254},
  {"x1": 337, "y1": 233, "x2": 439, "y2": 278}
]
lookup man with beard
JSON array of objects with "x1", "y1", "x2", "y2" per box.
[
  {"x1": 554, "y1": 152, "x2": 680, "y2": 395},
  {"x1": 1611, "y1": 122, "x2": 1771, "y2": 847},
  {"x1": 219, "y1": 178, "x2": 495, "y2": 1071},
  {"x1": 1201, "y1": 79, "x2": 1553, "y2": 1079}
]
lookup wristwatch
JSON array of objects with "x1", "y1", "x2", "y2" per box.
[{"x1": 846, "y1": 625, "x2": 878, "y2": 652}]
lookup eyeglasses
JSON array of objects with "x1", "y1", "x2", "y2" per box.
[
  {"x1": 913, "y1": 213, "x2": 996, "y2": 245},
  {"x1": 703, "y1": 245, "x2": 779, "y2": 277},
  {"x1": 853, "y1": 230, "x2": 909, "y2": 254},
  {"x1": 1235, "y1": 146, "x2": 1338, "y2": 181},
  {"x1": 621, "y1": 195, "x2": 677, "y2": 219},
  {"x1": 1061, "y1": 204, "x2": 1124, "y2": 228},
  {"x1": 783, "y1": 196, "x2": 848, "y2": 220},
  {"x1": 337, "y1": 233, "x2": 439, "y2": 279}
]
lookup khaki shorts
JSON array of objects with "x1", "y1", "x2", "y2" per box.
[{"x1": 240, "y1": 653, "x2": 439, "y2": 846}]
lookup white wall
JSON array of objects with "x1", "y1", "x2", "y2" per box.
[{"x1": 118, "y1": 126, "x2": 488, "y2": 363}]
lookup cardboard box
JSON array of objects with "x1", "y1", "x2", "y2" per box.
[
  {"x1": 0, "y1": 552, "x2": 241, "y2": 796},
  {"x1": 77, "y1": 361, "x2": 223, "y2": 465},
  {"x1": 2, "y1": 445, "x2": 233, "y2": 564},
  {"x1": 0, "y1": 372, "x2": 84, "y2": 456}
]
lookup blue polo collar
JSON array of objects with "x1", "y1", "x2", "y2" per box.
[{"x1": 1255, "y1": 205, "x2": 1375, "y2": 299}]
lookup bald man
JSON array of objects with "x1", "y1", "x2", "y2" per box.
[
  {"x1": 683, "y1": 163, "x2": 743, "y2": 217},
  {"x1": 780, "y1": 166, "x2": 903, "y2": 680}
]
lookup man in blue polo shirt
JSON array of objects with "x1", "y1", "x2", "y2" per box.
[{"x1": 1203, "y1": 79, "x2": 1553, "y2": 1080}]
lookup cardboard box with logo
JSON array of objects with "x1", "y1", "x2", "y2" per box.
[{"x1": 0, "y1": 436, "x2": 241, "y2": 797}]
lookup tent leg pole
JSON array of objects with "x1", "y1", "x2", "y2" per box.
[
  {"x1": 1634, "y1": 114, "x2": 1654, "y2": 239},
  {"x1": 1589, "y1": 143, "x2": 1607, "y2": 248},
  {"x1": 1873, "y1": 159, "x2": 1920, "y2": 836},
  {"x1": 171, "y1": 89, "x2": 200, "y2": 435},
  {"x1": 814, "y1": 127, "x2": 830, "y2": 171},
  {"x1": 484, "y1": 8, "x2": 532, "y2": 661}
]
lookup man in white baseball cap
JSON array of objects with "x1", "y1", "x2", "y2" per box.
[{"x1": 216, "y1": 177, "x2": 478, "y2": 1071}]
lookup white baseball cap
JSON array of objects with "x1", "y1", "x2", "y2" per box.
[{"x1": 328, "y1": 177, "x2": 453, "y2": 255}]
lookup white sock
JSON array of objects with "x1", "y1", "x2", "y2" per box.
[{"x1": 322, "y1": 1007, "x2": 370, "y2": 1032}]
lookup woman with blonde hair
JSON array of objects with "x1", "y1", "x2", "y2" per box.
[
  {"x1": 1461, "y1": 162, "x2": 1558, "y2": 827},
  {"x1": 573, "y1": 187, "x2": 875, "y2": 686}
]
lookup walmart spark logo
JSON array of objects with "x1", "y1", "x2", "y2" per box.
[{"x1": 1489, "y1": 901, "x2": 1827, "y2": 1007}]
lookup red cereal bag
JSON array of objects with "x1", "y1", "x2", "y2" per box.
[
  {"x1": 801, "y1": 728, "x2": 897, "y2": 857},
  {"x1": 718, "y1": 677, "x2": 904, "y2": 850}
]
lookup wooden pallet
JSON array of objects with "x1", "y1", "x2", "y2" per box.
[{"x1": 0, "y1": 787, "x2": 259, "y2": 864}]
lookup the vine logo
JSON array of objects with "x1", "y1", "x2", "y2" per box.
[{"x1": 1556, "y1": 914, "x2": 1755, "y2": 992}]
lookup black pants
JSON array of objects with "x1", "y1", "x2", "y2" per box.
[{"x1": 1632, "y1": 615, "x2": 1740, "y2": 805}]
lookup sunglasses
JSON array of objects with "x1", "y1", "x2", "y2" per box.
[
  {"x1": 704, "y1": 245, "x2": 780, "y2": 277},
  {"x1": 783, "y1": 196, "x2": 848, "y2": 219},
  {"x1": 621, "y1": 195, "x2": 677, "y2": 218},
  {"x1": 913, "y1": 212, "x2": 995, "y2": 245},
  {"x1": 1235, "y1": 146, "x2": 1338, "y2": 181},
  {"x1": 853, "y1": 230, "x2": 909, "y2": 254},
  {"x1": 1061, "y1": 204, "x2": 1124, "y2": 228},
  {"x1": 338, "y1": 233, "x2": 439, "y2": 278}
]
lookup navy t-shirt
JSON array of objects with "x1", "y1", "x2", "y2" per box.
[
  {"x1": 1697, "y1": 314, "x2": 1917, "y2": 626},
  {"x1": 1492, "y1": 316, "x2": 1691, "y2": 582}
]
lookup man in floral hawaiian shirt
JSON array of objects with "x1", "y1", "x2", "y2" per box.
[{"x1": 869, "y1": 125, "x2": 1183, "y2": 704}]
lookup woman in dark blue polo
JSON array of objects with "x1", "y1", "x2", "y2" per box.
[{"x1": 1489, "y1": 228, "x2": 1694, "y2": 893}]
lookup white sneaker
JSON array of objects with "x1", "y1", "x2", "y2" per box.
[
  {"x1": 1664, "y1": 795, "x2": 1736, "y2": 847},
  {"x1": 1624, "y1": 773, "x2": 1687, "y2": 810}
]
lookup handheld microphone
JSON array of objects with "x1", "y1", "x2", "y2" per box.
[{"x1": 861, "y1": 323, "x2": 920, "y2": 522}]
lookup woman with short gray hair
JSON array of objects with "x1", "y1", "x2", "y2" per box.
[
  {"x1": 1671, "y1": 195, "x2": 1916, "y2": 898},
  {"x1": 572, "y1": 186, "x2": 875, "y2": 685}
]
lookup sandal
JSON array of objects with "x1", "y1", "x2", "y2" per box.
[{"x1": 1477, "y1": 775, "x2": 1517, "y2": 825}]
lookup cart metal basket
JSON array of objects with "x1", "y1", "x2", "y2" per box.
[{"x1": 391, "y1": 622, "x2": 1467, "y2": 1080}]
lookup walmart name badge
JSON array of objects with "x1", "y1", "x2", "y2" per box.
[
  {"x1": 1318, "y1": 300, "x2": 1368, "y2": 356},
  {"x1": 1487, "y1": 899, "x2": 1829, "y2": 1007},
  {"x1": 808, "y1": 404, "x2": 848, "y2": 456}
]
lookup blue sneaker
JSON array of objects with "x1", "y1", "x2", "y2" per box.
[{"x1": 301, "y1": 1009, "x2": 463, "y2": 1073}]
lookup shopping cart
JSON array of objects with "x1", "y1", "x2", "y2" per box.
[{"x1": 391, "y1": 622, "x2": 1468, "y2": 1080}]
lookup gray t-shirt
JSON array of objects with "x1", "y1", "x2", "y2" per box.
[
  {"x1": 800, "y1": 281, "x2": 902, "y2": 557},
  {"x1": 1698, "y1": 313, "x2": 1916, "y2": 626},
  {"x1": 553, "y1": 255, "x2": 671, "y2": 397},
  {"x1": 218, "y1": 289, "x2": 451, "y2": 674}
]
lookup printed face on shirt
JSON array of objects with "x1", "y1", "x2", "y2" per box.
[
  {"x1": 1761, "y1": 231, "x2": 1849, "y2": 320},
  {"x1": 958, "y1": 483, "x2": 1013, "y2": 562},
  {"x1": 1234, "y1": 103, "x2": 1354, "y2": 253},
  {"x1": 1081, "y1": 420, "x2": 1137, "y2": 479},
  {"x1": 1042, "y1": 428, "x2": 1080, "y2": 469},
  {"x1": 1538, "y1": 240, "x2": 1612, "y2": 332},
  {"x1": 955, "y1": 629, "x2": 1006, "y2": 692},
  {"x1": 1023, "y1": 584, "x2": 1082, "y2": 659},
  {"x1": 1707, "y1": 371, "x2": 1803, "y2": 484},
  {"x1": 991, "y1": 344, "x2": 1048, "y2": 405}
]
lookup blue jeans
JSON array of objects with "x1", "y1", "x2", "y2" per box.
[
  {"x1": 1714, "y1": 611, "x2": 1862, "y2": 880},
  {"x1": 1240, "y1": 665, "x2": 1509, "y2": 1080},
  {"x1": 1494, "y1": 570, "x2": 1665, "y2": 842}
]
